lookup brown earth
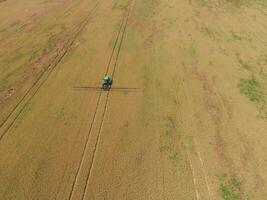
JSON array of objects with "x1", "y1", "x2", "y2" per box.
[{"x1": 0, "y1": 0, "x2": 267, "y2": 199}]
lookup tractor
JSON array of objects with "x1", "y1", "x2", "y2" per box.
[{"x1": 101, "y1": 75, "x2": 112, "y2": 90}]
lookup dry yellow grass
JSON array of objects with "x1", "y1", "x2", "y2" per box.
[{"x1": 0, "y1": 0, "x2": 267, "y2": 199}]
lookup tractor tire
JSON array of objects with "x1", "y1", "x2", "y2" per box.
[{"x1": 102, "y1": 84, "x2": 108, "y2": 90}]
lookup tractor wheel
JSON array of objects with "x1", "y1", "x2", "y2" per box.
[{"x1": 102, "y1": 83, "x2": 109, "y2": 90}]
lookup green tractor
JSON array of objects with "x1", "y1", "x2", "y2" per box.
[{"x1": 101, "y1": 75, "x2": 113, "y2": 90}]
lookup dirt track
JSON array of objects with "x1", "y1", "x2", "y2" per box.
[{"x1": 1, "y1": 0, "x2": 267, "y2": 199}]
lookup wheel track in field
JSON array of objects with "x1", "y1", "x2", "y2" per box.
[
  {"x1": 81, "y1": 8, "x2": 131, "y2": 199},
  {"x1": 67, "y1": 4, "x2": 132, "y2": 200},
  {"x1": 0, "y1": 0, "x2": 101, "y2": 141}
]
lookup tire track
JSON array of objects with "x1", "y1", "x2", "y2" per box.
[
  {"x1": 0, "y1": 0, "x2": 101, "y2": 141},
  {"x1": 174, "y1": 63, "x2": 213, "y2": 200},
  {"x1": 147, "y1": 40, "x2": 166, "y2": 199},
  {"x1": 67, "y1": 5, "x2": 131, "y2": 200},
  {"x1": 80, "y1": 5, "x2": 132, "y2": 200}
]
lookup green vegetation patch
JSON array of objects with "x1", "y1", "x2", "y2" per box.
[
  {"x1": 230, "y1": 31, "x2": 242, "y2": 41},
  {"x1": 238, "y1": 75, "x2": 267, "y2": 118},
  {"x1": 138, "y1": 0, "x2": 159, "y2": 18},
  {"x1": 159, "y1": 115, "x2": 182, "y2": 166},
  {"x1": 219, "y1": 174, "x2": 241, "y2": 200},
  {"x1": 186, "y1": 43, "x2": 197, "y2": 57},
  {"x1": 219, "y1": 173, "x2": 249, "y2": 200},
  {"x1": 43, "y1": 0, "x2": 55, "y2": 3},
  {"x1": 237, "y1": 57, "x2": 251, "y2": 70},
  {"x1": 224, "y1": 0, "x2": 250, "y2": 7},
  {"x1": 163, "y1": 115, "x2": 175, "y2": 136},
  {"x1": 0, "y1": 27, "x2": 6, "y2": 33},
  {"x1": 10, "y1": 20, "x2": 22, "y2": 28},
  {"x1": 224, "y1": 0, "x2": 267, "y2": 7},
  {"x1": 238, "y1": 75, "x2": 263, "y2": 103},
  {"x1": 200, "y1": 26, "x2": 217, "y2": 40},
  {"x1": 112, "y1": 0, "x2": 131, "y2": 10}
]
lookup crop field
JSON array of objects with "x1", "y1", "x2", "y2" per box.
[{"x1": 0, "y1": 0, "x2": 267, "y2": 199}]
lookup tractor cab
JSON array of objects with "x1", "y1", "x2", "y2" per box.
[{"x1": 102, "y1": 75, "x2": 112, "y2": 90}]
